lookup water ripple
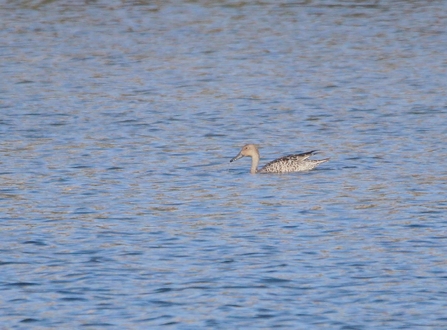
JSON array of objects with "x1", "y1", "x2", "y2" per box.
[{"x1": 1, "y1": 0, "x2": 447, "y2": 329}]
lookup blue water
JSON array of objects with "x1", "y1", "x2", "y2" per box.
[{"x1": 1, "y1": 1, "x2": 447, "y2": 328}]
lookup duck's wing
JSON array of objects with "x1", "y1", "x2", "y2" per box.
[
  {"x1": 259, "y1": 150, "x2": 319, "y2": 173},
  {"x1": 268, "y1": 150, "x2": 318, "y2": 164},
  {"x1": 285, "y1": 150, "x2": 318, "y2": 161}
]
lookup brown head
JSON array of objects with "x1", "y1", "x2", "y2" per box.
[{"x1": 230, "y1": 144, "x2": 260, "y2": 162}]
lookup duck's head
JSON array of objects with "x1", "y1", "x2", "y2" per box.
[{"x1": 230, "y1": 144, "x2": 259, "y2": 162}]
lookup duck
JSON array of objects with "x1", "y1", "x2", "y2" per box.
[{"x1": 230, "y1": 144, "x2": 329, "y2": 174}]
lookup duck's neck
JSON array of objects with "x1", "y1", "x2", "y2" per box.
[{"x1": 250, "y1": 151, "x2": 260, "y2": 174}]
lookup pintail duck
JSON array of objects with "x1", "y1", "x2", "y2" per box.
[{"x1": 230, "y1": 144, "x2": 329, "y2": 174}]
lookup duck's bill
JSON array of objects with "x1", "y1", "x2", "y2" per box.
[{"x1": 230, "y1": 153, "x2": 244, "y2": 163}]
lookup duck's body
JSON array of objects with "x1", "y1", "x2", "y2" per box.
[{"x1": 230, "y1": 144, "x2": 329, "y2": 174}]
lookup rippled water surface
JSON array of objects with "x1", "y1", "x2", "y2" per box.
[{"x1": 1, "y1": 0, "x2": 447, "y2": 328}]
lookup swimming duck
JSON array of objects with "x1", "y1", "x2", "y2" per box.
[{"x1": 230, "y1": 144, "x2": 329, "y2": 174}]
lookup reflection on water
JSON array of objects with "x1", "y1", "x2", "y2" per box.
[{"x1": 1, "y1": 0, "x2": 447, "y2": 328}]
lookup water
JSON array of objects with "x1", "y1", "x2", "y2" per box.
[{"x1": 1, "y1": 0, "x2": 447, "y2": 328}]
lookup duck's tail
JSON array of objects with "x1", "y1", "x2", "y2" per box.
[
  {"x1": 306, "y1": 158, "x2": 330, "y2": 170},
  {"x1": 315, "y1": 158, "x2": 330, "y2": 165}
]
